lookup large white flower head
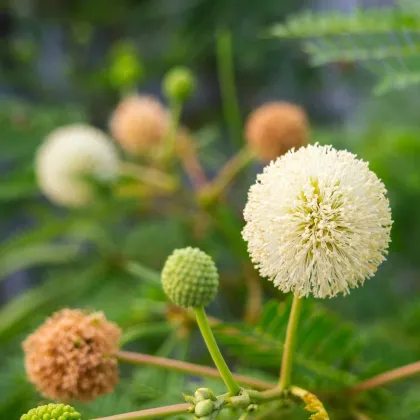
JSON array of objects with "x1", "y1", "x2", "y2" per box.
[
  {"x1": 36, "y1": 124, "x2": 119, "y2": 207},
  {"x1": 243, "y1": 144, "x2": 392, "y2": 298}
]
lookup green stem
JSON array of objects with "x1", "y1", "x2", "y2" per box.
[
  {"x1": 247, "y1": 388, "x2": 284, "y2": 403},
  {"x1": 119, "y1": 322, "x2": 172, "y2": 347},
  {"x1": 194, "y1": 306, "x2": 241, "y2": 396},
  {"x1": 201, "y1": 147, "x2": 254, "y2": 205},
  {"x1": 124, "y1": 261, "x2": 161, "y2": 286},
  {"x1": 91, "y1": 403, "x2": 191, "y2": 420},
  {"x1": 279, "y1": 294, "x2": 303, "y2": 390},
  {"x1": 161, "y1": 99, "x2": 183, "y2": 165},
  {"x1": 118, "y1": 162, "x2": 178, "y2": 192},
  {"x1": 216, "y1": 27, "x2": 243, "y2": 146}
]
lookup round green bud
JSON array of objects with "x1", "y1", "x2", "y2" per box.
[
  {"x1": 194, "y1": 400, "x2": 214, "y2": 417},
  {"x1": 21, "y1": 404, "x2": 81, "y2": 420},
  {"x1": 161, "y1": 247, "x2": 219, "y2": 308},
  {"x1": 194, "y1": 388, "x2": 217, "y2": 402},
  {"x1": 163, "y1": 67, "x2": 196, "y2": 102}
]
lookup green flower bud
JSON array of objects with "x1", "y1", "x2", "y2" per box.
[
  {"x1": 162, "y1": 247, "x2": 219, "y2": 308},
  {"x1": 21, "y1": 404, "x2": 81, "y2": 420},
  {"x1": 194, "y1": 388, "x2": 217, "y2": 402},
  {"x1": 194, "y1": 400, "x2": 214, "y2": 417},
  {"x1": 163, "y1": 67, "x2": 196, "y2": 102}
]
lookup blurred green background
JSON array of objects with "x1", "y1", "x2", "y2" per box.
[{"x1": 2, "y1": 1, "x2": 420, "y2": 419}]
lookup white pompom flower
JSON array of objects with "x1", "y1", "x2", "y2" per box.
[
  {"x1": 243, "y1": 144, "x2": 392, "y2": 298},
  {"x1": 36, "y1": 124, "x2": 119, "y2": 207}
]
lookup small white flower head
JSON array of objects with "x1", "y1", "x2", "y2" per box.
[
  {"x1": 243, "y1": 144, "x2": 392, "y2": 298},
  {"x1": 36, "y1": 124, "x2": 119, "y2": 207}
]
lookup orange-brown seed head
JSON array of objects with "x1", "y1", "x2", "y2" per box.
[
  {"x1": 245, "y1": 102, "x2": 309, "y2": 162},
  {"x1": 23, "y1": 309, "x2": 121, "y2": 402},
  {"x1": 109, "y1": 95, "x2": 170, "y2": 155}
]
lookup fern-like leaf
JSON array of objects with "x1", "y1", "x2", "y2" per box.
[
  {"x1": 270, "y1": 8, "x2": 420, "y2": 38},
  {"x1": 270, "y1": 5, "x2": 420, "y2": 94},
  {"x1": 213, "y1": 299, "x2": 362, "y2": 390}
]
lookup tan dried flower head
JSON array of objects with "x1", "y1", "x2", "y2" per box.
[
  {"x1": 23, "y1": 309, "x2": 121, "y2": 402},
  {"x1": 109, "y1": 95, "x2": 170, "y2": 155},
  {"x1": 245, "y1": 101, "x2": 309, "y2": 162}
]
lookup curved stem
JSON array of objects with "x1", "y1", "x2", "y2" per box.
[
  {"x1": 91, "y1": 403, "x2": 191, "y2": 420},
  {"x1": 201, "y1": 147, "x2": 253, "y2": 204},
  {"x1": 118, "y1": 162, "x2": 178, "y2": 192},
  {"x1": 279, "y1": 294, "x2": 303, "y2": 390},
  {"x1": 119, "y1": 322, "x2": 172, "y2": 347},
  {"x1": 348, "y1": 360, "x2": 420, "y2": 393},
  {"x1": 194, "y1": 306, "x2": 241, "y2": 395},
  {"x1": 117, "y1": 350, "x2": 274, "y2": 390},
  {"x1": 216, "y1": 27, "x2": 243, "y2": 146},
  {"x1": 123, "y1": 261, "x2": 161, "y2": 286}
]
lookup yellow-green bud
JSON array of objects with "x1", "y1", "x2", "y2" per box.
[
  {"x1": 21, "y1": 404, "x2": 81, "y2": 420},
  {"x1": 194, "y1": 400, "x2": 214, "y2": 417},
  {"x1": 163, "y1": 67, "x2": 196, "y2": 102},
  {"x1": 161, "y1": 247, "x2": 219, "y2": 308}
]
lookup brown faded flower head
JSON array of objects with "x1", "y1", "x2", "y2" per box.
[
  {"x1": 109, "y1": 95, "x2": 170, "y2": 155},
  {"x1": 23, "y1": 309, "x2": 121, "y2": 402},
  {"x1": 245, "y1": 101, "x2": 309, "y2": 162}
]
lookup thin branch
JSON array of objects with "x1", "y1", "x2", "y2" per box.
[
  {"x1": 91, "y1": 403, "x2": 191, "y2": 420},
  {"x1": 348, "y1": 360, "x2": 420, "y2": 393},
  {"x1": 117, "y1": 350, "x2": 274, "y2": 390}
]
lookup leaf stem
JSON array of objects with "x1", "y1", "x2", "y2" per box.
[
  {"x1": 194, "y1": 306, "x2": 241, "y2": 395},
  {"x1": 279, "y1": 294, "x2": 303, "y2": 390},
  {"x1": 117, "y1": 350, "x2": 274, "y2": 390},
  {"x1": 347, "y1": 360, "x2": 420, "y2": 393},
  {"x1": 215, "y1": 27, "x2": 243, "y2": 146},
  {"x1": 91, "y1": 403, "x2": 191, "y2": 420}
]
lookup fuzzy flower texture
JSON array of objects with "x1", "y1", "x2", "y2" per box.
[
  {"x1": 23, "y1": 309, "x2": 121, "y2": 402},
  {"x1": 243, "y1": 144, "x2": 392, "y2": 298}
]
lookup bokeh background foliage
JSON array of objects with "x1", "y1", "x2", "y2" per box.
[{"x1": 1, "y1": 0, "x2": 420, "y2": 419}]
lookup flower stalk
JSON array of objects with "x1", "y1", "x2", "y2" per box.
[
  {"x1": 194, "y1": 306, "x2": 241, "y2": 396},
  {"x1": 279, "y1": 294, "x2": 303, "y2": 390}
]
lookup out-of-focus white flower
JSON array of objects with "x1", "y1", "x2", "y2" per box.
[
  {"x1": 36, "y1": 124, "x2": 119, "y2": 207},
  {"x1": 243, "y1": 144, "x2": 392, "y2": 298}
]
